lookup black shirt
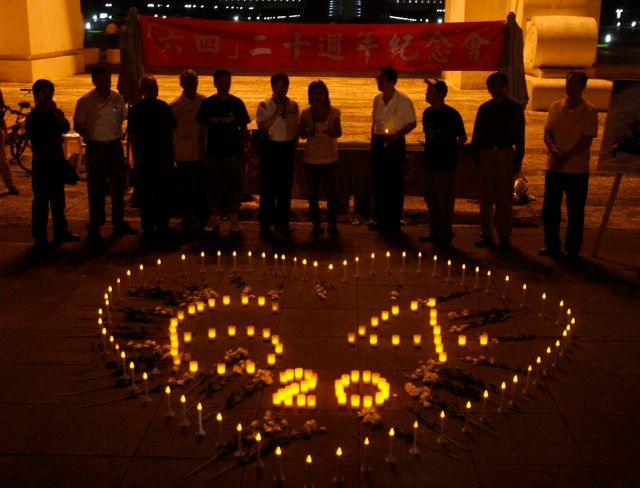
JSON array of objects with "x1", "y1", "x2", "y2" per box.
[
  {"x1": 25, "y1": 106, "x2": 70, "y2": 170},
  {"x1": 127, "y1": 98, "x2": 177, "y2": 169},
  {"x1": 422, "y1": 104, "x2": 466, "y2": 171},
  {"x1": 196, "y1": 94, "x2": 251, "y2": 158},
  {"x1": 471, "y1": 97, "x2": 525, "y2": 163}
]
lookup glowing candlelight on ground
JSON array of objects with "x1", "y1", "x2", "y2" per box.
[
  {"x1": 139, "y1": 264, "x2": 145, "y2": 288},
  {"x1": 460, "y1": 263, "x2": 466, "y2": 286},
  {"x1": 437, "y1": 411, "x2": 446, "y2": 444},
  {"x1": 351, "y1": 370, "x2": 360, "y2": 384},
  {"x1": 121, "y1": 351, "x2": 129, "y2": 379},
  {"x1": 485, "y1": 270, "x2": 492, "y2": 293},
  {"x1": 246, "y1": 360, "x2": 255, "y2": 375},
  {"x1": 235, "y1": 423, "x2": 244, "y2": 456},
  {"x1": 183, "y1": 331, "x2": 192, "y2": 344},
  {"x1": 142, "y1": 372, "x2": 150, "y2": 403},
  {"x1": 275, "y1": 342, "x2": 284, "y2": 356},
  {"x1": 358, "y1": 325, "x2": 366, "y2": 337},
  {"x1": 189, "y1": 361, "x2": 199, "y2": 374},
  {"x1": 380, "y1": 310, "x2": 389, "y2": 322},
  {"x1": 433, "y1": 324, "x2": 442, "y2": 335},
  {"x1": 539, "y1": 292, "x2": 547, "y2": 317},
  {"x1": 361, "y1": 370, "x2": 372, "y2": 384},
  {"x1": 386, "y1": 427, "x2": 396, "y2": 463},
  {"x1": 410, "y1": 300, "x2": 419, "y2": 312},
  {"x1": 261, "y1": 252, "x2": 267, "y2": 274},
  {"x1": 498, "y1": 381, "x2": 506, "y2": 412},
  {"x1": 375, "y1": 391, "x2": 384, "y2": 406},
  {"x1": 245, "y1": 325, "x2": 255, "y2": 337},
  {"x1": 196, "y1": 301, "x2": 205, "y2": 313},
  {"x1": 295, "y1": 368, "x2": 304, "y2": 381},
  {"x1": 348, "y1": 332, "x2": 356, "y2": 344},
  {"x1": 271, "y1": 335, "x2": 280, "y2": 345},
  {"x1": 438, "y1": 351, "x2": 447, "y2": 363},
  {"x1": 222, "y1": 295, "x2": 231, "y2": 307},
  {"x1": 510, "y1": 375, "x2": 518, "y2": 406},
  {"x1": 391, "y1": 304, "x2": 400, "y2": 317},
  {"x1": 262, "y1": 328, "x2": 271, "y2": 341},
  {"x1": 247, "y1": 250, "x2": 253, "y2": 273},
  {"x1": 432, "y1": 255, "x2": 438, "y2": 277},
  {"x1": 413, "y1": 334, "x2": 422, "y2": 347},
  {"x1": 307, "y1": 395, "x2": 316, "y2": 409},
  {"x1": 337, "y1": 393, "x2": 347, "y2": 406},
  {"x1": 369, "y1": 334, "x2": 378, "y2": 347},
  {"x1": 296, "y1": 394, "x2": 306, "y2": 408},
  {"x1": 479, "y1": 333, "x2": 489, "y2": 347},
  {"x1": 556, "y1": 299, "x2": 564, "y2": 324},
  {"x1": 313, "y1": 260, "x2": 318, "y2": 281},
  {"x1": 217, "y1": 363, "x2": 226, "y2": 375},
  {"x1": 165, "y1": 386, "x2": 173, "y2": 417},
  {"x1": 271, "y1": 301, "x2": 280, "y2": 314},
  {"x1": 392, "y1": 334, "x2": 400, "y2": 347},
  {"x1": 188, "y1": 303, "x2": 196, "y2": 315},
  {"x1": 434, "y1": 335, "x2": 442, "y2": 346},
  {"x1": 254, "y1": 432, "x2": 263, "y2": 467},
  {"x1": 445, "y1": 259, "x2": 452, "y2": 282},
  {"x1": 177, "y1": 310, "x2": 185, "y2": 322},
  {"x1": 355, "y1": 256, "x2": 360, "y2": 278},
  {"x1": 372, "y1": 372, "x2": 380, "y2": 385},
  {"x1": 241, "y1": 295, "x2": 249, "y2": 306},
  {"x1": 257, "y1": 295, "x2": 266, "y2": 308},
  {"x1": 385, "y1": 250, "x2": 391, "y2": 273},
  {"x1": 435, "y1": 343, "x2": 444, "y2": 354},
  {"x1": 370, "y1": 316, "x2": 379, "y2": 327},
  {"x1": 462, "y1": 401, "x2": 472, "y2": 433},
  {"x1": 458, "y1": 335, "x2": 467, "y2": 347},
  {"x1": 179, "y1": 394, "x2": 189, "y2": 427},
  {"x1": 480, "y1": 390, "x2": 488, "y2": 422},
  {"x1": 302, "y1": 258, "x2": 308, "y2": 281},
  {"x1": 342, "y1": 259, "x2": 348, "y2": 282}
]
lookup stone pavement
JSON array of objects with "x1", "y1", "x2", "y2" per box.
[{"x1": 0, "y1": 219, "x2": 638, "y2": 488}]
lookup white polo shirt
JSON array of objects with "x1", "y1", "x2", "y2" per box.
[
  {"x1": 545, "y1": 98, "x2": 598, "y2": 174},
  {"x1": 257, "y1": 97, "x2": 299, "y2": 142},
  {"x1": 372, "y1": 89, "x2": 416, "y2": 136},
  {"x1": 74, "y1": 89, "x2": 127, "y2": 142},
  {"x1": 170, "y1": 93, "x2": 206, "y2": 162}
]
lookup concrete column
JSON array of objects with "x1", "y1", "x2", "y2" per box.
[
  {"x1": 443, "y1": 0, "x2": 509, "y2": 89},
  {"x1": 0, "y1": 0, "x2": 85, "y2": 82}
]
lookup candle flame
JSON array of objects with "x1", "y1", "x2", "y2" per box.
[
  {"x1": 302, "y1": 258, "x2": 307, "y2": 265},
  {"x1": 256, "y1": 432, "x2": 261, "y2": 442},
  {"x1": 546, "y1": 346, "x2": 551, "y2": 354},
  {"x1": 261, "y1": 252, "x2": 266, "y2": 258},
  {"x1": 536, "y1": 356, "x2": 542, "y2": 364},
  {"x1": 413, "y1": 420, "x2": 418, "y2": 428},
  {"x1": 200, "y1": 251, "x2": 204, "y2": 258},
  {"x1": 433, "y1": 255, "x2": 438, "y2": 262},
  {"x1": 336, "y1": 447, "x2": 342, "y2": 456},
  {"x1": 181, "y1": 254, "x2": 185, "y2": 261},
  {"x1": 276, "y1": 446, "x2": 282, "y2": 456},
  {"x1": 120, "y1": 351, "x2": 125, "y2": 359},
  {"x1": 505, "y1": 275, "x2": 509, "y2": 282},
  {"x1": 555, "y1": 340, "x2": 560, "y2": 347},
  {"x1": 513, "y1": 375, "x2": 518, "y2": 384},
  {"x1": 157, "y1": 258, "x2": 161, "y2": 266},
  {"x1": 180, "y1": 395, "x2": 186, "y2": 403},
  {"x1": 355, "y1": 256, "x2": 359, "y2": 262},
  {"x1": 165, "y1": 386, "x2": 171, "y2": 394},
  {"x1": 329, "y1": 264, "x2": 333, "y2": 270},
  {"x1": 313, "y1": 261, "x2": 318, "y2": 267},
  {"x1": 306, "y1": 454, "x2": 312, "y2": 464},
  {"x1": 197, "y1": 402, "x2": 202, "y2": 411},
  {"x1": 440, "y1": 410, "x2": 445, "y2": 419},
  {"x1": 143, "y1": 372, "x2": 148, "y2": 380},
  {"x1": 129, "y1": 361, "x2": 135, "y2": 370},
  {"x1": 527, "y1": 364, "x2": 532, "y2": 372},
  {"x1": 126, "y1": 269, "x2": 131, "y2": 276},
  {"x1": 217, "y1": 250, "x2": 221, "y2": 257},
  {"x1": 216, "y1": 412, "x2": 222, "y2": 421},
  {"x1": 343, "y1": 259, "x2": 347, "y2": 266},
  {"x1": 560, "y1": 299, "x2": 564, "y2": 306},
  {"x1": 483, "y1": 390, "x2": 488, "y2": 399},
  {"x1": 462, "y1": 263, "x2": 466, "y2": 270},
  {"x1": 371, "y1": 252, "x2": 375, "y2": 259},
  {"x1": 139, "y1": 264, "x2": 143, "y2": 271},
  {"x1": 101, "y1": 327, "x2": 107, "y2": 335},
  {"x1": 447, "y1": 259, "x2": 451, "y2": 266},
  {"x1": 466, "y1": 400, "x2": 471, "y2": 409},
  {"x1": 389, "y1": 427, "x2": 395, "y2": 437},
  {"x1": 236, "y1": 423, "x2": 242, "y2": 432},
  {"x1": 501, "y1": 381, "x2": 506, "y2": 390},
  {"x1": 364, "y1": 437, "x2": 370, "y2": 446},
  {"x1": 487, "y1": 270, "x2": 491, "y2": 276},
  {"x1": 116, "y1": 278, "x2": 120, "y2": 283},
  {"x1": 523, "y1": 284, "x2": 527, "y2": 290},
  {"x1": 248, "y1": 251, "x2": 252, "y2": 257}
]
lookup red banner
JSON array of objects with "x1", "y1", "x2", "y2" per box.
[{"x1": 139, "y1": 16, "x2": 504, "y2": 72}]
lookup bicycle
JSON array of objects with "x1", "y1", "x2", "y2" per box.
[{"x1": 3, "y1": 88, "x2": 33, "y2": 173}]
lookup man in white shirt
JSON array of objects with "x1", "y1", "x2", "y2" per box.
[
  {"x1": 74, "y1": 66, "x2": 135, "y2": 241},
  {"x1": 170, "y1": 70, "x2": 207, "y2": 232},
  {"x1": 539, "y1": 71, "x2": 598, "y2": 259},
  {"x1": 370, "y1": 66, "x2": 417, "y2": 232},
  {"x1": 256, "y1": 72, "x2": 300, "y2": 237}
]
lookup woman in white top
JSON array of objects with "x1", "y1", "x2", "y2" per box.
[{"x1": 300, "y1": 80, "x2": 342, "y2": 236}]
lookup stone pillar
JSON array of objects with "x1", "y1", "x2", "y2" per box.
[
  {"x1": 443, "y1": 0, "x2": 510, "y2": 89},
  {"x1": 0, "y1": 0, "x2": 85, "y2": 82}
]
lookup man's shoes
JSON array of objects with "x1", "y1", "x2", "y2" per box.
[
  {"x1": 499, "y1": 237, "x2": 511, "y2": 250},
  {"x1": 418, "y1": 234, "x2": 438, "y2": 243},
  {"x1": 538, "y1": 247, "x2": 561, "y2": 257},
  {"x1": 52, "y1": 232, "x2": 81, "y2": 244},
  {"x1": 474, "y1": 237, "x2": 494, "y2": 248},
  {"x1": 113, "y1": 223, "x2": 138, "y2": 236}
]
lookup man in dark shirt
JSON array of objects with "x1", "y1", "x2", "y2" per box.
[
  {"x1": 471, "y1": 72, "x2": 525, "y2": 249},
  {"x1": 25, "y1": 79, "x2": 80, "y2": 251},
  {"x1": 127, "y1": 75, "x2": 177, "y2": 241},
  {"x1": 196, "y1": 69, "x2": 250, "y2": 235},
  {"x1": 420, "y1": 79, "x2": 466, "y2": 247}
]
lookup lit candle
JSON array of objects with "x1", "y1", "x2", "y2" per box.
[
  {"x1": 386, "y1": 427, "x2": 396, "y2": 463},
  {"x1": 246, "y1": 360, "x2": 256, "y2": 375},
  {"x1": 479, "y1": 333, "x2": 489, "y2": 347},
  {"x1": 241, "y1": 295, "x2": 249, "y2": 306},
  {"x1": 273, "y1": 253, "x2": 278, "y2": 276},
  {"x1": 417, "y1": 251, "x2": 423, "y2": 274},
  {"x1": 392, "y1": 334, "x2": 400, "y2": 347},
  {"x1": 543, "y1": 346, "x2": 552, "y2": 375},
  {"x1": 351, "y1": 370, "x2": 360, "y2": 384},
  {"x1": 296, "y1": 394, "x2": 306, "y2": 408},
  {"x1": 222, "y1": 295, "x2": 231, "y2": 307},
  {"x1": 445, "y1": 259, "x2": 452, "y2": 282},
  {"x1": 462, "y1": 401, "x2": 471, "y2": 434},
  {"x1": 255, "y1": 432, "x2": 263, "y2": 467},
  {"x1": 177, "y1": 310, "x2": 185, "y2": 322},
  {"x1": 474, "y1": 266, "x2": 480, "y2": 289},
  {"x1": 408, "y1": 420, "x2": 420, "y2": 454},
  {"x1": 262, "y1": 328, "x2": 271, "y2": 341},
  {"x1": 485, "y1": 270, "x2": 492, "y2": 293},
  {"x1": 142, "y1": 372, "x2": 150, "y2": 403},
  {"x1": 358, "y1": 325, "x2": 366, "y2": 337},
  {"x1": 295, "y1": 368, "x2": 303, "y2": 381},
  {"x1": 101, "y1": 327, "x2": 107, "y2": 353},
  {"x1": 369, "y1": 334, "x2": 378, "y2": 347},
  {"x1": 480, "y1": 390, "x2": 488, "y2": 422},
  {"x1": 271, "y1": 335, "x2": 280, "y2": 345},
  {"x1": 216, "y1": 250, "x2": 222, "y2": 273},
  {"x1": 362, "y1": 437, "x2": 371, "y2": 473},
  {"x1": 232, "y1": 250, "x2": 237, "y2": 273},
  {"x1": 216, "y1": 412, "x2": 224, "y2": 445},
  {"x1": 235, "y1": 423, "x2": 244, "y2": 457},
  {"x1": 275, "y1": 446, "x2": 284, "y2": 482},
  {"x1": 247, "y1": 250, "x2": 253, "y2": 273},
  {"x1": 217, "y1": 363, "x2": 226, "y2": 375},
  {"x1": 189, "y1": 361, "x2": 199, "y2": 374},
  {"x1": 370, "y1": 252, "x2": 375, "y2": 276},
  {"x1": 410, "y1": 300, "x2": 418, "y2": 312},
  {"x1": 370, "y1": 316, "x2": 379, "y2": 327},
  {"x1": 183, "y1": 331, "x2": 192, "y2": 343},
  {"x1": 200, "y1": 251, "x2": 205, "y2": 274},
  {"x1": 460, "y1": 263, "x2": 466, "y2": 286},
  {"x1": 334, "y1": 447, "x2": 343, "y2": 484},
  {"x1": 385, "y1": 251, "x2": 391, "y2": 274},
  {"x1": 188, "y1": 303, "x2": 196, "y2": 315},
  {"x1": 432, "y1": 255, "x2": 438, "y2": 277},
  {"x1": 372, "y1": 372, "x2": 380, "y2": 385},
  {"x1": 556, "y1": 299, "x2": 564, "y2": 325},
  {"x1": 380, "y1": 310, "x2": 389, "y2": 322},
  {"x1": 115, "y1": 277, "x2": 122, "y2": 301},
  {"x1": 261, "y1": 252, "x2": 267, "y2": 275},
  {"x1": 271, "y1": 301, "x2": 280, "y2": 314},
  {"x1": 121, "y1": 351, "x2": 129, "y2": 379},
  {"x1": 391, "y1": 304, "x2": 400, "y2": 317},
  {"x1": 401, "y1": 251, "x2": 406, "y2": 273},
  {"x1": 375, "y1": 391, "x2": 384, "y2": 406},
  {"x1": 313, "y1": 260, "x2": 318, "y2": 282},
  {"x1": 327, "y1": 263, "x2": 334, "y2": 286},
  {"x1": 126, "y1": 269, "x2": 132, "y2": 291},
  {"x1": 139, "y1": 264, "x2": 145, "y2": 288},
  {"x1": 533, "y1": 355, "x2": 542, "y2": 385},
  {"x1": 523, "y1": 364, "x2": 532, "y2": 395},
  {"x1": 552, "y1": 339, "x2": 560, "y2": 367},
  {"x1": 355, "y1": 256, "x2": 360, "y2": 278},
  {"x1": 257, "y1": 295, "x2": 266, "y2": 308},
  {"x1": 565, "y1": 308, "x2": 572, "y2": 327},
  {"x1": 458, "y1": 335, "x2": 467, "y2": 347},
  {"x1": 342, "y1": 259, "x2": 348, "y2": 282},
  {"x1": 438, "y1": 351, "x2": 447, "y2": 363},
  {"x1": 196, "y1": 402, "x2": 206, "y2": 437},
  {"x1": 502, "y1": 275, "x2": 509, "y2": 299},
  {"x1": 433, "y1": 324, "x2": 441, "y2": 335},
  {"x1": 520, "y1": 284, "x2": 527, "y2": 308},
  {"x1": 337, "y1": 393, "x2": 347, "y2": 406},
  {"x1": 275, "y1": 342, "x2": 284, "y2": 356},
  {"x1": 498, "y1": 381, "x2": 506, "y2": 413},
  {"x1": 437, "y1": 411, "x2": 446, "y2": 444},
  {"x1": 307, "y1": 395, "x2": 317, "y2": 409},
  {"x1": 179, "y1": 253, "x2": 186, "y2": 277},
  {"x1": 305, "y1": 454, "x2": 312, "y2": 486},
  {"x1": 129, "y1": 361, "x2": 136, "y2": 390},
  {"x1": 347, "y1": 332, "x2": 356, "y2": 345},
  {"x1": 509, "y1": 375, "x2": 518, "y2": 406},
  {"x1": 539, "y1": 292, "x2": 547, "y2": 317},
  {"x1": 413, "y1": 334, "x2": 422, "y2": 347},
  {"x1": 246, "y1": 325, "x2": 255, "y2": 337},
  {"x1": 435, "y1": 343, "x2": 444, "y2": 354},
  {"x1": 180, "y1": 394, "x2": 189, "y2": 427},
  {"x1": 302, "y1": 258, "x2": 308, "y2": 281},
  {"x1": 165, "y1": 385, "x2": 173, "y2": 417}
]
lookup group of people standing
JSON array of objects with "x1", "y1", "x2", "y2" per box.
[{"x1": 19, "y1": 65, "x2": 597, "y2": 259}]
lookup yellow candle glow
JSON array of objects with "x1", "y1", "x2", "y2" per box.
[
  {"x1": 413, "y1": 334, "x2": 422, "y2": 347},
  {"x1": 380, "y1": 310, "x2": 390, "y2": 322},
  {"x1": 362, "y1": 370, "x2": 372, "y2": 384},
  {"x1": 262, "y1": 328, "x2": 271, "y2": 341},
  {"x1": 173, "y1": 356, "x2": 181, "y2": 366},
  {"x1": 350, "y1": 394, "x2": 361, "y2": 409},
  {"x1": 217, "y1": 363, "x2": 226, "y2": 375},
  {"x1": 183, "y1": 331, "x2": 192, "y2": 344},
  {"x1": 369, "y1": 334, "x2": 378, "y2": 347},
  {"x1": 337, "y1": 393, "x2": 347, "y2": 406},
  {"x1": 222, "y1": 295, "x2": 231, "y2": 306},
  {"x1": 308, "y1": 374, "x2": 318, "y2": 390},
  {"x1": 273, "y1": 392, "x2": 282, "y2": 406},
  {"x1": 271, "y1": 302, "x2": 280, "y2": 314},
  {"x1": 284, "y1": 395, "x2": 294, "y2": 408},
  {"x1": 391, "y1": 305, "x2": 400, "y2": 317},
  {"x1": 351, "y1": 370, "x2": 360, "y2": 384},
  {"x1": 433, "y1": 334, "x2": 442, "y2": 346},
  {"x1": 188, "y1": 303, "x2": 196, "y2": 315},
  {"x1": 246, "y1": 360, "x2": 256, "y2": 375},
  {"x1": 427, "y1": 297, "x2": 437, "y2": 308},
  {"x1": 371, "y1": 372, "x2": 380, "y2": 385},
  {"x1": 207, "y1": 298, "x2": 216, "y2": 309},
  {"x1": 267, "y1": 353, "x2": 276, "y2": 366},
  {"x1": 370, "y1": 316, "x2": 379, "y2": 327},
  {"x1": 228, "y1": 325, "x2": 236, "y2": 337},
  {"x1": 271, "y1": 335, "x2": 280, "y2": 345},
  {"x1": 435, "y1": 343, "x2": 444, "y2": 354},
  {"x1": 375, "y1": 391, "x2": 384, "y2": 406},
  {"x1": 358, "y1": 325, "x2": 367, "y2": 337},
  {"x1": 433, "y1": 324, "x2": 442, "y2": 335},
  {"x1": 392, "y1": 334, "x2": 400, "y2": 347},
  {"x1": 458, "y1": 335, "x2": 467, "y2": 347},
  {"x1": 341, "y1": 374, "x2": 350, "y2": 387},
  {"x1": 275, "y1": 342, "x2": 284, "y2": 356},
  {"x1": 363, "y1": 395, "x2": 373, "y2": 408},
  {"x1": 177, "y1": 310, "x2": 185, "y2": 322},
  {"x1": 294, "y1": 368, "x2": 304, "y2": 381},
  {"x1": 410, "y1": 300, "x2": 419, "y2": 312},
  {"x1": 307, "y1": 395, "x2": 317, "y2": 409},
  {"x1": 257, "y1": 296, "x2": 266, "y2": 307},
  {"x1": 196, "y1": 301, "x2": 205, "y2": 313},
  {"x1": 300, "y1": 380, "x2": 309, "y2": 393},
  {"x1": 347, "y1": 332, "x2": 356, "y2": 344},
  {"x1": 241, "y1": 295, "x2": 249, "y2": 306},
  {"x1": 170, "y1": 317, "x2": 178, "y2": 328},
  {"x1": 296, "y1": 394, "x2": 306, "y2": 408},
  {"x1": 189, "y1": 361, "x2": 199, "y2": 373},
  {"x1": 438, "y1": 351, "x2": 448, "y2": 363},
  {"x1": 479, "y1": 333, "x2": 489, "y2": 347}
]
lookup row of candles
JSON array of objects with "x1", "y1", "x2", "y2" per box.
[{"x1": 273, "y1": 368, "x2": 319, "y2": 409}]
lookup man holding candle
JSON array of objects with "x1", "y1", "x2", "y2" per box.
[
  {"x1": 419, "y1": 79, "x2": 466, "y2": 248},
  {"x1": 369, "y1": 66, "x2": 417, "y2": 233}
]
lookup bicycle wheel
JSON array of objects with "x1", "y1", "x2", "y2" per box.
[{"x1": 11, "y1": 133, "x2": 32, "y2": 173}]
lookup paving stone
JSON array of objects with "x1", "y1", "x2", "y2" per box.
[
  {"x1": 568, "y1": 415, "x2": 640, "y2": 467},
  {"x1": 474, "y1": 465, "x2": 597, "y2": 488}
]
